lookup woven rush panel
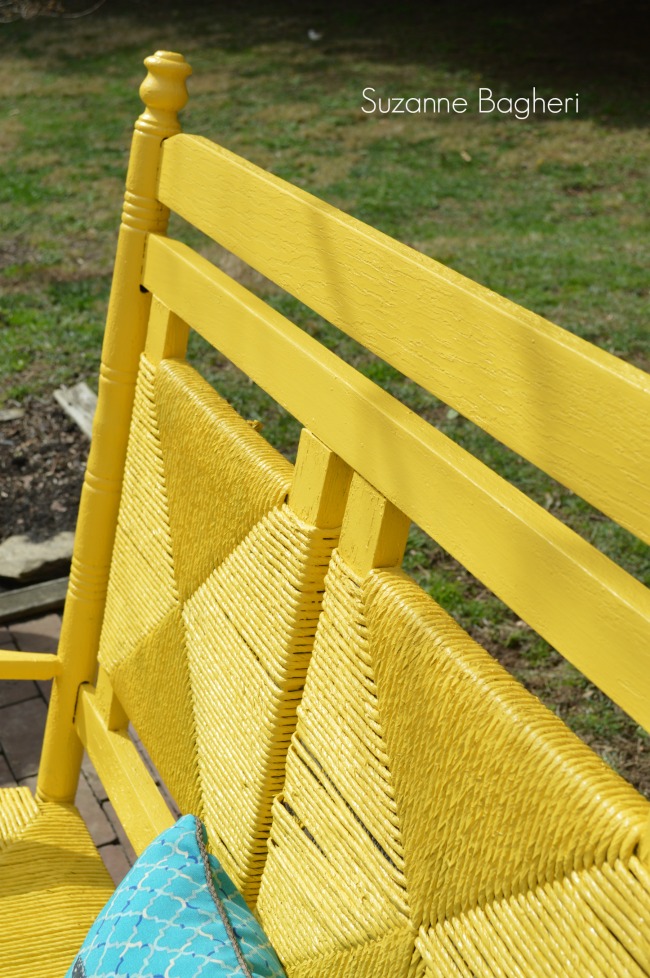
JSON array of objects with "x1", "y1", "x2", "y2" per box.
[
  {"x1": 0, "y1": 786, "x2": 37, "y2": 847},
  {"x1": 99, "y1": 354, "x2": 344, "y2": 900},
  {"x1": 184, "y1": 502, "x2": 338, "y2": 904},
  {"x1": 287, "y1": 926, "x2": 417, "y2": 978},
  {"x1": 99, "y1": 354, "x2": 179, "y2": 675},
  {"x1": 100, "y1": 354, "x2": 292, "y2": 674},
  {"x1": 110, "y1": 607, "x2": 203, "y2": 815},
  {"x1": 365, "y1": 569, "x2": 649, "y2": 930},
  {"x1": 155, "y1": 359, "x2": 294, "y2": 602},
  {"x1": 415, "y1": 855, "x2": 650, "y2": 976},
  {"x1": 0, "y1": 798, "x2": 114, "y2": 978},
  {"x1": 257, "y1": 552, "x2": 649, "y2": 976},
  {"x1": 256, "y1": 549, "x2": 411, "y2": 971},
  {"x1": 99, "y1": 353, "x2": 292, "y2": 817}
]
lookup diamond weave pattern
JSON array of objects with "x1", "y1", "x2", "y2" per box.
[
  {"x1": 98, "y1": 355, "x2": 336, "y2": 901},
  {"x1": 256, "y1": 559, "x2": 650, "y2": 977}
]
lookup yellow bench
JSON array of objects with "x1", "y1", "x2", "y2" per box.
[{"x1": 1, "y1": 50, "x2": 649, "y2": 977}]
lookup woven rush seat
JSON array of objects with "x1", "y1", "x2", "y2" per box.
[{"x1": 0, "y1": 787, "x2": 113, "y2": 978}]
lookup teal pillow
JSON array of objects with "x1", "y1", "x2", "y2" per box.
[{"x1": 66, "y1": 814, "x2": 285, "y2": 978}]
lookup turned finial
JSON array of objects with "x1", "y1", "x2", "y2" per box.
[{"x1": 137, "y1": 50, "x2": 192, "y2": 137}]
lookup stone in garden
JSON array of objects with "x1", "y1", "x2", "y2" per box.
[
  {"x1": 0, "y1": 531, "x2": 74, "y2": 581},
  {"x1": 53, "y1": 382, "x2": 97, "y2": 439},
  {"x1": 0, "y1": 409, "x2": 25, "y2": 423}
]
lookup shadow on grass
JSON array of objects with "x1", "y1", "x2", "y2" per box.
[{"x1": 2, "y1": 0, "x2": 648, "y2": 128}]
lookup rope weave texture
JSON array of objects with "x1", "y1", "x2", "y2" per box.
[
  {"x1": 256, "y1": 557, "x2": 650, "y2": 977},
  {"x1": 99, "y1": 354, "x2": 340, "y2": 902},
  {"x1": 0, "y1": 797, "x2": 114, "y2": 977}
]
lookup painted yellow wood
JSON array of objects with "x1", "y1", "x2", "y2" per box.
[
  {"x1": 94, "y1": 665, "x2": 129, "y2": 732},
  {"x1": 158, "y1": 133, "x2": 650, "y2": 544},
  {"x1": 74, "y1": 684, "x2": 175, "y2": 856},
  {"x1": 144, "y1": 294, "x2": 190, "y2": 365},
  {"x1": 0, "y1": 651, "x2": 61, "y2": 680},
  {"x1": 36, "y1": 52, "x2": 192, "y2": 806},
  {"x1": 143, "y1": 233, "x2": 650, "y2": 732},
  {"x1": 288, "y1": 428, "x2": 352, "y2": 528},
  {"x1": 338, "y1": 474, "x2": 411, "y2": 577}
]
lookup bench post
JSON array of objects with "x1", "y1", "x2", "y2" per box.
[{"x1": 37, "y1": 52, "x2": 192, "y2": 804}]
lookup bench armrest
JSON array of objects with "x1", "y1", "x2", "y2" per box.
[{"x1": 0, "y1": 650, "x2": 62, "y2": 680}]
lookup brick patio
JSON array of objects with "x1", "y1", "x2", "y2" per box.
[{"x1": 0, "y1": 613, "x2": 176, "y2": 885}]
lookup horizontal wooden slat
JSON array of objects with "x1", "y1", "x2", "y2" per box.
[
  {"x1": 143, "y1": 234, "x2": 650, "y2": 731},
  {"x1": 0, "y1": 650, "x2": 61, "y2": 680},
  {"x1": 158, "y1": 133, "x2": 650, "y2": 544},
  {"x1": 75, "y1": 684, "x2": 175, "y2": 855}
]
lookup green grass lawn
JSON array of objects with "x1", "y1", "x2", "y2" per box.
[{"x1": 1, "y1": 0, "x2": 648, "y2": 790}]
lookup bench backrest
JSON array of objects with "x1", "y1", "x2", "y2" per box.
[{"x1": 36, "y1": 50, "x2": 650, "y2": 976}]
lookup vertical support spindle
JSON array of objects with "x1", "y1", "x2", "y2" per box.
[{"x1": 37, "y1": 52, "x2": 192, "y2": 803}]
